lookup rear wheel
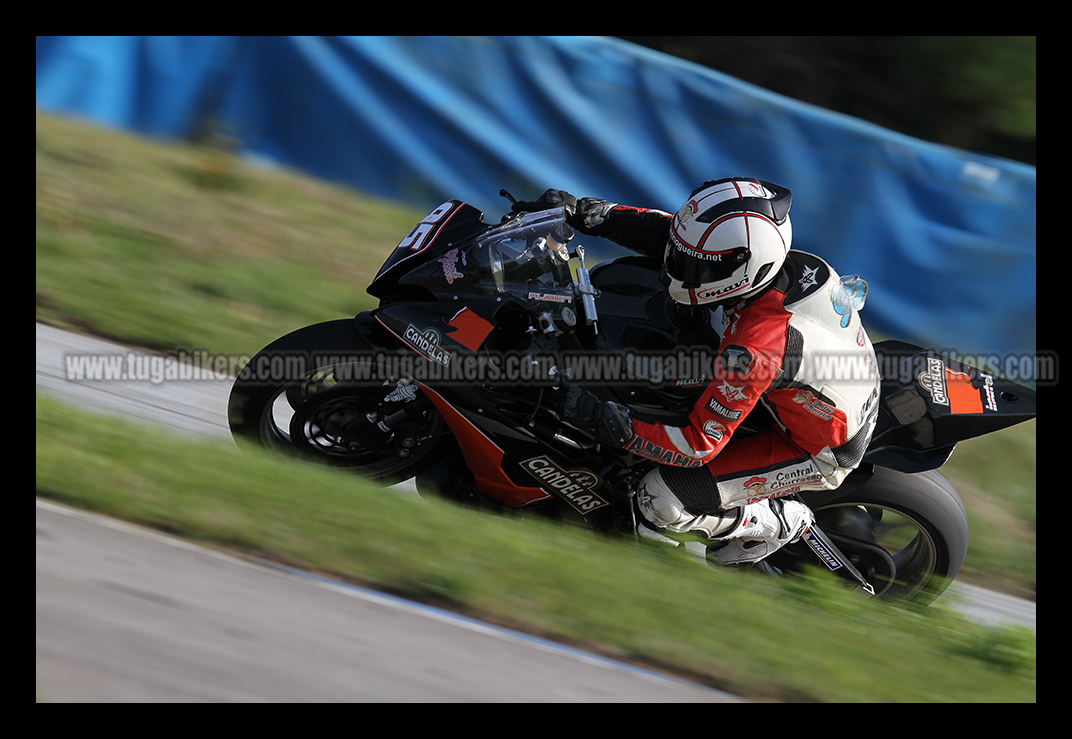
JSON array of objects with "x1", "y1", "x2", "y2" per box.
[
  {"x1": 776, "y1": 466, "x2": 970, "y2": 605},
  {"x1": 228, "y1": 320, "x2": 452, "y2": 482}
]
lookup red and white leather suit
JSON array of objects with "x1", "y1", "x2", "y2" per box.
[{"x1": 593, "y1": 205, "x2": 880, "y2": 512}]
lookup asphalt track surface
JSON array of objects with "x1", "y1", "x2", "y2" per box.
[{"x1": 36, "y1": 322, "x2": 1035, "y2": 701}]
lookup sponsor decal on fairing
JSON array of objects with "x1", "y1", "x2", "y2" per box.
[
  {"x1": 521, "y1": 455, "x2": 609, "y2": 513},
  {"x1": 918, "y1": 356, "x2": 949, "y2": 406},
  {"x1": 437, "y1": 248, "x2": 463, "y2": 284},
  {"x1": 403, "y1": 325, "x2": 452, "y2": 366}
]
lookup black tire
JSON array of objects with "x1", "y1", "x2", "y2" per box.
[
  {"x1": 227, "y1": 319, "x2": 452, "y2": 482},
  {"x1": 793, "y1": 466, "x2": 970, "y2": 605}
]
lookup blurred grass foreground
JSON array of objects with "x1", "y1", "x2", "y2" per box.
[{"x1": 36, "y1": 111, "x2": 1035, "y2": 702}]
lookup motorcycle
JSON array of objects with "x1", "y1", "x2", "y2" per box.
[{"x1": 228, "y1": 193, "x2": 1036, "y2": 604}]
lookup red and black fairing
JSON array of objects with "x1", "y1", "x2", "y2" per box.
[
  {"x1": 416, "y1": 382, "x2": 615, "y2": 519},
  {"x1": 370, "y1": 299, "x2": 619, "y2": 519},
  {"x1": 862, "y1": 340, "x2": 1037, "y2": 472},
  {"x1": 362, "y1": 201, "x2": 623, "y2": 521},
  {"x1": 372, "y1": 302, "x2": 497, "y2": 367}
]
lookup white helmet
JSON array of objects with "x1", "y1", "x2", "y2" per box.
[{"x1": 665, "y1": 178, "x2": 793, "y2": 306}]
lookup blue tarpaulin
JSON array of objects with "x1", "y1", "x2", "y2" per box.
[{"x1": 36, "y1": 36, "x2": 1036, "y2": 363}]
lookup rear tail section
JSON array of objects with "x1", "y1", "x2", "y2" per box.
[{"x1": 865, "y1": 340, "x2": 1036, "y2": 472}]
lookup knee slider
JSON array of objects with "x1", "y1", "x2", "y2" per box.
[
  {"x1": 636, "y1": 467, "x2": 737, "y2": 539},
  {"x1": 635, "y1": 467, "x2": 690, "y2": 530}
]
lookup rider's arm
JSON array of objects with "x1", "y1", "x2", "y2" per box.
[
  {"x1": 511, "y1": 189, "x2": 672, "y2": 259},
  {"x1": 624, "y1": 347, "x2": 782, "y2": 467},
  {"x1": 573, "y1": 199, "x2": 672, "y2": 260}
]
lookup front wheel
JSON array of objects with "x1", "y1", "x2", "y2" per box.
[
  {"x1": 779, "y1": 466, "x2": 970, "y2": 605},
  {"x1": 227, "y1": 319, "x2": 453, "y2": 482}
]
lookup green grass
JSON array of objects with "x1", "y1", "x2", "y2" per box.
[
  {"x1": 940, "y1": 420, "x2": 1036, "y2": 599},
  {"x1": 36, "y1": 393, "x2": 1035, "y2": 702},
  {"x1": 36, "y1": 110, "x2": 418, "y2": 357},
  {"x1": 35, "y1": 110, "x2": 1036, "y2": 700}
]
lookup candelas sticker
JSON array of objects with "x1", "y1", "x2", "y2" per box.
[
  {"x1": 403, "y1": 325, "x2": 452, "y2": 366},
  {"x1": 521, "y1": 456, "x2": 609, "y2": 514}
]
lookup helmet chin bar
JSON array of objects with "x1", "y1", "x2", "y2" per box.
[
  {"x1": 664, "y1": 179, "x2": 793, "y2": 307},
  {"x1": 668, "y1": 260, "x2": 785, "y2": 308}
]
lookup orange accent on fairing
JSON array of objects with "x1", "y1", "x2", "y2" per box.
[
  {"x1": 945, "y1": 368, "x2": 984, "y2": 414},
  {"x1": 416, "y1": 383, "x2": 551, "y2": 506},
  {"x1": 444, "y1": 307, "x2": 495, "y2": 352}
]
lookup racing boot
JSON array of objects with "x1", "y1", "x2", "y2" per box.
[{"x1": 705, "y1": 498, "x2": 814, "y2": 566}]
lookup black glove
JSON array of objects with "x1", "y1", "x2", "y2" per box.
[
  {"x1": 511, "y1": 188, "x2": 577, "y2": 217},
  {"x1": 511, "y1": 190, "x2": 621, "y2": 238},
  {"x1": 557, "y1": 385, "x2": 600, "y2": 426},
  {"x1": 557, "y1": 386, "x2": 634, "y2": 448},
  {"x1": 594, "y1": 400, "x2": 634, "y2": 447},
  {"x1": 572, "y1": 197, "x2": 619, "y2": 235}
]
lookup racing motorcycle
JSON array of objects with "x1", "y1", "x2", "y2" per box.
[{"x1": 228, "y1": 193, "x2": 1036, "y2": 605}]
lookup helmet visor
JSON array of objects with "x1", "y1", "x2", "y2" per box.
[{"x1": 665, "y1": 242, "x2": 749, "y2": 287}]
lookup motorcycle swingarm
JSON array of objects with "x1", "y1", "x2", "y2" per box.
[{"x1": 799, "y1": 523, "x2": 877, "y2": 596}]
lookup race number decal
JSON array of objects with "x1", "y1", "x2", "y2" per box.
[{"x1": 396, "y1": 201, "x2": 458, "y2": 252}]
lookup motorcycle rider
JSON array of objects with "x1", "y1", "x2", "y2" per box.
[{"x1": 512, "y1": 180, "x2": 880, "y2": 566}]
